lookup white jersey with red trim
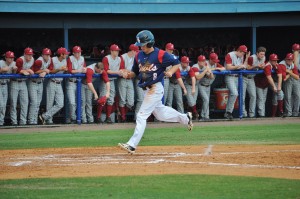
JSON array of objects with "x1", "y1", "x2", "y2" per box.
[
  {"x1": 37, "y1": 56, "x2": 52, "y2": 70},
  {"x1": 106, "y1": 55, "x2": 121, "y2": 72},
  {"x1": 19, "y1": 56, "x2": 34, "y2": 70},
  {"x1": 121, "y1": 53, "x2": 134, "y2": 71}
]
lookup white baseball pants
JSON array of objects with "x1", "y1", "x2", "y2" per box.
[{"x1": 127, "y1": 82, "x2": 189, "y2": 149}]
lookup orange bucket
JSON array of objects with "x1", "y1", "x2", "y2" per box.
[{"x1": 213, "y1": 88, "x2": 239, "y2": 110}]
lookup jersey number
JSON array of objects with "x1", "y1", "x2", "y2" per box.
[{"x1": 153, "y1": 73, "x2": 157, "y2": 80}]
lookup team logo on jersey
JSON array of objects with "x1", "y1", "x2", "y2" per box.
[{"x1": 139, "y1": 61, "x2": 157, "y2": 72}]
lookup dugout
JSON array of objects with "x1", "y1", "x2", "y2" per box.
[{"x1": 0, "y1": 1, "x2": 300, "y2": 123}]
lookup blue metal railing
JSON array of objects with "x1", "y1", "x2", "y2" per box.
[{"x1": 0, "y1": 69, "x2": 265, "y2": 124}]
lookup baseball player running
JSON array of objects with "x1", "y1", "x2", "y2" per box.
[
  {"x1": 264, "y1": 54, "x2": 286, "y2": 117},
  {"x1": 11, "y1": 47, "x2": 35, "y2": 125},
  {"x1": 245, "y1": 47, "x2": 266, "y2": 118},
  {"x1": 28, "y1": 48, "x2": 52, "y2": 125},
  {"x1": 224, "y1": 45, "x2": 250, "y2": 119},
  {"x1": 118, "y1": 30, "x2": 193, "y2": 154},
  {"x1": 280, "y1": 53, "x2": 299, "y2": 117},
  {"x1": 83, "y1": 62, "x2": 110, "y2": 123},
  {"x1": 193, "y1": 53, "x2": 225, "y2": 121},
  {"x1": 101, "y1": 44, "x2": 125, "y2": 123},
  {"x1": 66, "y1": 46, "x2": 86, "y2": 124},
  {"x1": 0, "y1": 51, "x2": 16, "y2": 126},
  {"x1": 118, "y1": 44, "x2": 139, "y2": 122},
  {"x1": 39, "y1": 47, "x2": 69, "y2": 125}
]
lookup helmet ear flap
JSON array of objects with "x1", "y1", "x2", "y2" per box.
[{"x1": 146, "y1": 42, "x2": 154, "y2": 48}]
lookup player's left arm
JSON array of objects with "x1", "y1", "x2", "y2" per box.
[
  {"x1": 286, "y1": 66, "x2": 299, "y2": 80},
  {"x1": 126, "y1": 57, "x2": 139, "y2": 79},
  {"x1": 105, "y1": 81, "x2": 111, "y2": 98},
  {"x1": 189, "y1": 69, "x2": 196, "y2": 95}
]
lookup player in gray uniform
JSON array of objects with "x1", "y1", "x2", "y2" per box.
[
  {"x1": 166, "y1": 58, "x2": 188, "y2": 113},
  {"x1": 118, "y1": 44, "x2": 138, "y2": 122},
  {"x1": 101, "y1": 44, "x2": 124, "y2": 123},
  {"x1": 180, "y1": 56, "x2": 197, "y2": 118},
  {"x1": 245, "y1": 47, "x2": 266, "y2": 118},
  {"x1": 193, "y1": 53, "x2": 225, "y2": 121},
  {"x1": 280, "y1": 53, "x2": 300, "y2": 117},
  {"x1": 0, "y1": 51, "x2": 16, "y2": 126},
  {"x1": 66, "y1": 46, "x2": 86, "y2": 124},
  {"x1": 28, "y1": 48, "x2": 52, "y2": 125},
  {"x1": 224, "y1": 45, "x2": 250, "y2": 119},
  {"x1": 292, "y1": 43, "x2": 300, "y2": 116},
  {"x1": 11, "y1": 48, "x2": 35, "y2": 125},
  {"x1": 164, "y1": 43, "x2": 176, "y2": 104},
  {"x1": 83, "y1": 62, "x2": 111, "y2": 124},
  {"x1": 39, "y1": 47, "x2": 69, "y2": 125}
]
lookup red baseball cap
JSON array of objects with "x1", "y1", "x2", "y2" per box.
[
  {"x1": 129, "y1": 44, "x2": 139, "y2": 52},
  {"x1": 238, "y1": 45, "x2": 248, "y2": 53},
  {"x1": 269, "y1": 53, "x2": 279, "y2": 61},
  {"x1": 73, "y1": 46, "x2": 82, "y2": 53},
  {"x1": 285, "y1": 53, "x2": 294, "y2": 60},
  {"x1": 165, "y1": 43, "x2": 175, "y2": 50},
  {"x1": 197, "y1": 55, "x2": 206, "y2": 62},
  {"x1": 5, "y1": 51, "x2": 15, "y2": 58},
  {"x1": 42, "y1": 48, "x2": 51, "y2": 55},
  {"x1": 24, "y1": 47, "x2": 34, "y2": 55},
  {"x1": 57, "y1": 47, "x2": 70, "y2": 55},
  {"x1": 181, "y1": 56, "x2": 190, "y2": 63},
  {"x1": 209, "y1": 53, "x2": 220, "y2": 63},
  {"x1": 292, "y1": 43, "x2": 300, "y2": 51},
  {"x1": 110, "y1": 44, "x2": 121, "y2": 51}
]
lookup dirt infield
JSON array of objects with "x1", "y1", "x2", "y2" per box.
[
  {"x1": 0, "y1": 118, "x2": 299, "y2": 180},
  {"x1": 1, "y1": 145, "x2": 299, "y2": 180}
]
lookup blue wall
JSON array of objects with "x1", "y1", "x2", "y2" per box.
[{"x1": 0, "y1": 0, "x2": 300, "y2": 13}]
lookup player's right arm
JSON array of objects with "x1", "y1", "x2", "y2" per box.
[
  {"x1": 16, "y1": 58, "x2": 30, "y2": 75},
  {"x1": 102, "y1": 56, "x2": 122, "y2": 76},
  {"x1": 225, "y1": 54, "x2": 245, "y2": 70},
  {"x1": 195, "y1": 67, "x2": 208, "y2": 80},
  {"x1": 265, "y1": 65, "x2": 277, "y2": 92},
  {"x1": 177, "y1": 77, "x2": 187, "y2": 95}
]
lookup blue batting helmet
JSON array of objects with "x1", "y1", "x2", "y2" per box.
[{"x1": 135, "y1": 30, "x2": 155, "y2": 47}]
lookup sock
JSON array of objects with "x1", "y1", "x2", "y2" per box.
[
  {"x1": 106, "y1": 105, "x2": 113, "y2": 118},
  {"x1": 272, "y1": 105, "x2": 278, "y2": 117},
  {"x1": 277, "y1": 100, "x2": 284, "y2": 113},
  {"x1": 97, "y1": 105, "x2": 103, "y2": 119},
  {"x1": 192, "y1": 105, "x2": 197, "y2": 114},
  {"x1": 119, "y1": 106, "x2": 126, "y2": 120}
]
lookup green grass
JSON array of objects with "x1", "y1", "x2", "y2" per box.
[
  {"x1": 0, "y1": 124, "x2": 299, "y2": 150},
  {"x1": 0, "y1": 123, "x2": 299, "y2": 198},
  {"x1": 0, "y1": 175, "x2": 299, "y2": 199}
]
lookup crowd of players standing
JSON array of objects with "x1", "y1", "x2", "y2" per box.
[{"x1": 0, "y1": 42, "x2": 300, "y2": 126}]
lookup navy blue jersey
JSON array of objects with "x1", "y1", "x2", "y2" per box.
[{"x1": 132, "y1": 47, "x2": 180, "y2": 88}]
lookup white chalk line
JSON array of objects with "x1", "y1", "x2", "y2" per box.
[{"x1": 2, "y1": 150, "x2": 300, "y2": 170}]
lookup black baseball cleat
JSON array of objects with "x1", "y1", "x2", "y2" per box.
[
  {"x1": 39, "y1": 114, "x2": 45, "y2": 125},
  {"x1": 224, "y1": 112, "x2": 233, "y2": 120},
  {"x1": 118, "y1": 143, "x2": 135, "y2": 154},
  {"x1": 96, "y1": 118, "x2": 103, "y2": 124},
  {"x1": 186, "y1": 112, "x2": 193, "y2": 131},
  {"x1": 105, "y1": 117, "x2": 113, "y2": 124},
  {"x1": 279, "y1": 112, "x2": 287, "y2": 118}
]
